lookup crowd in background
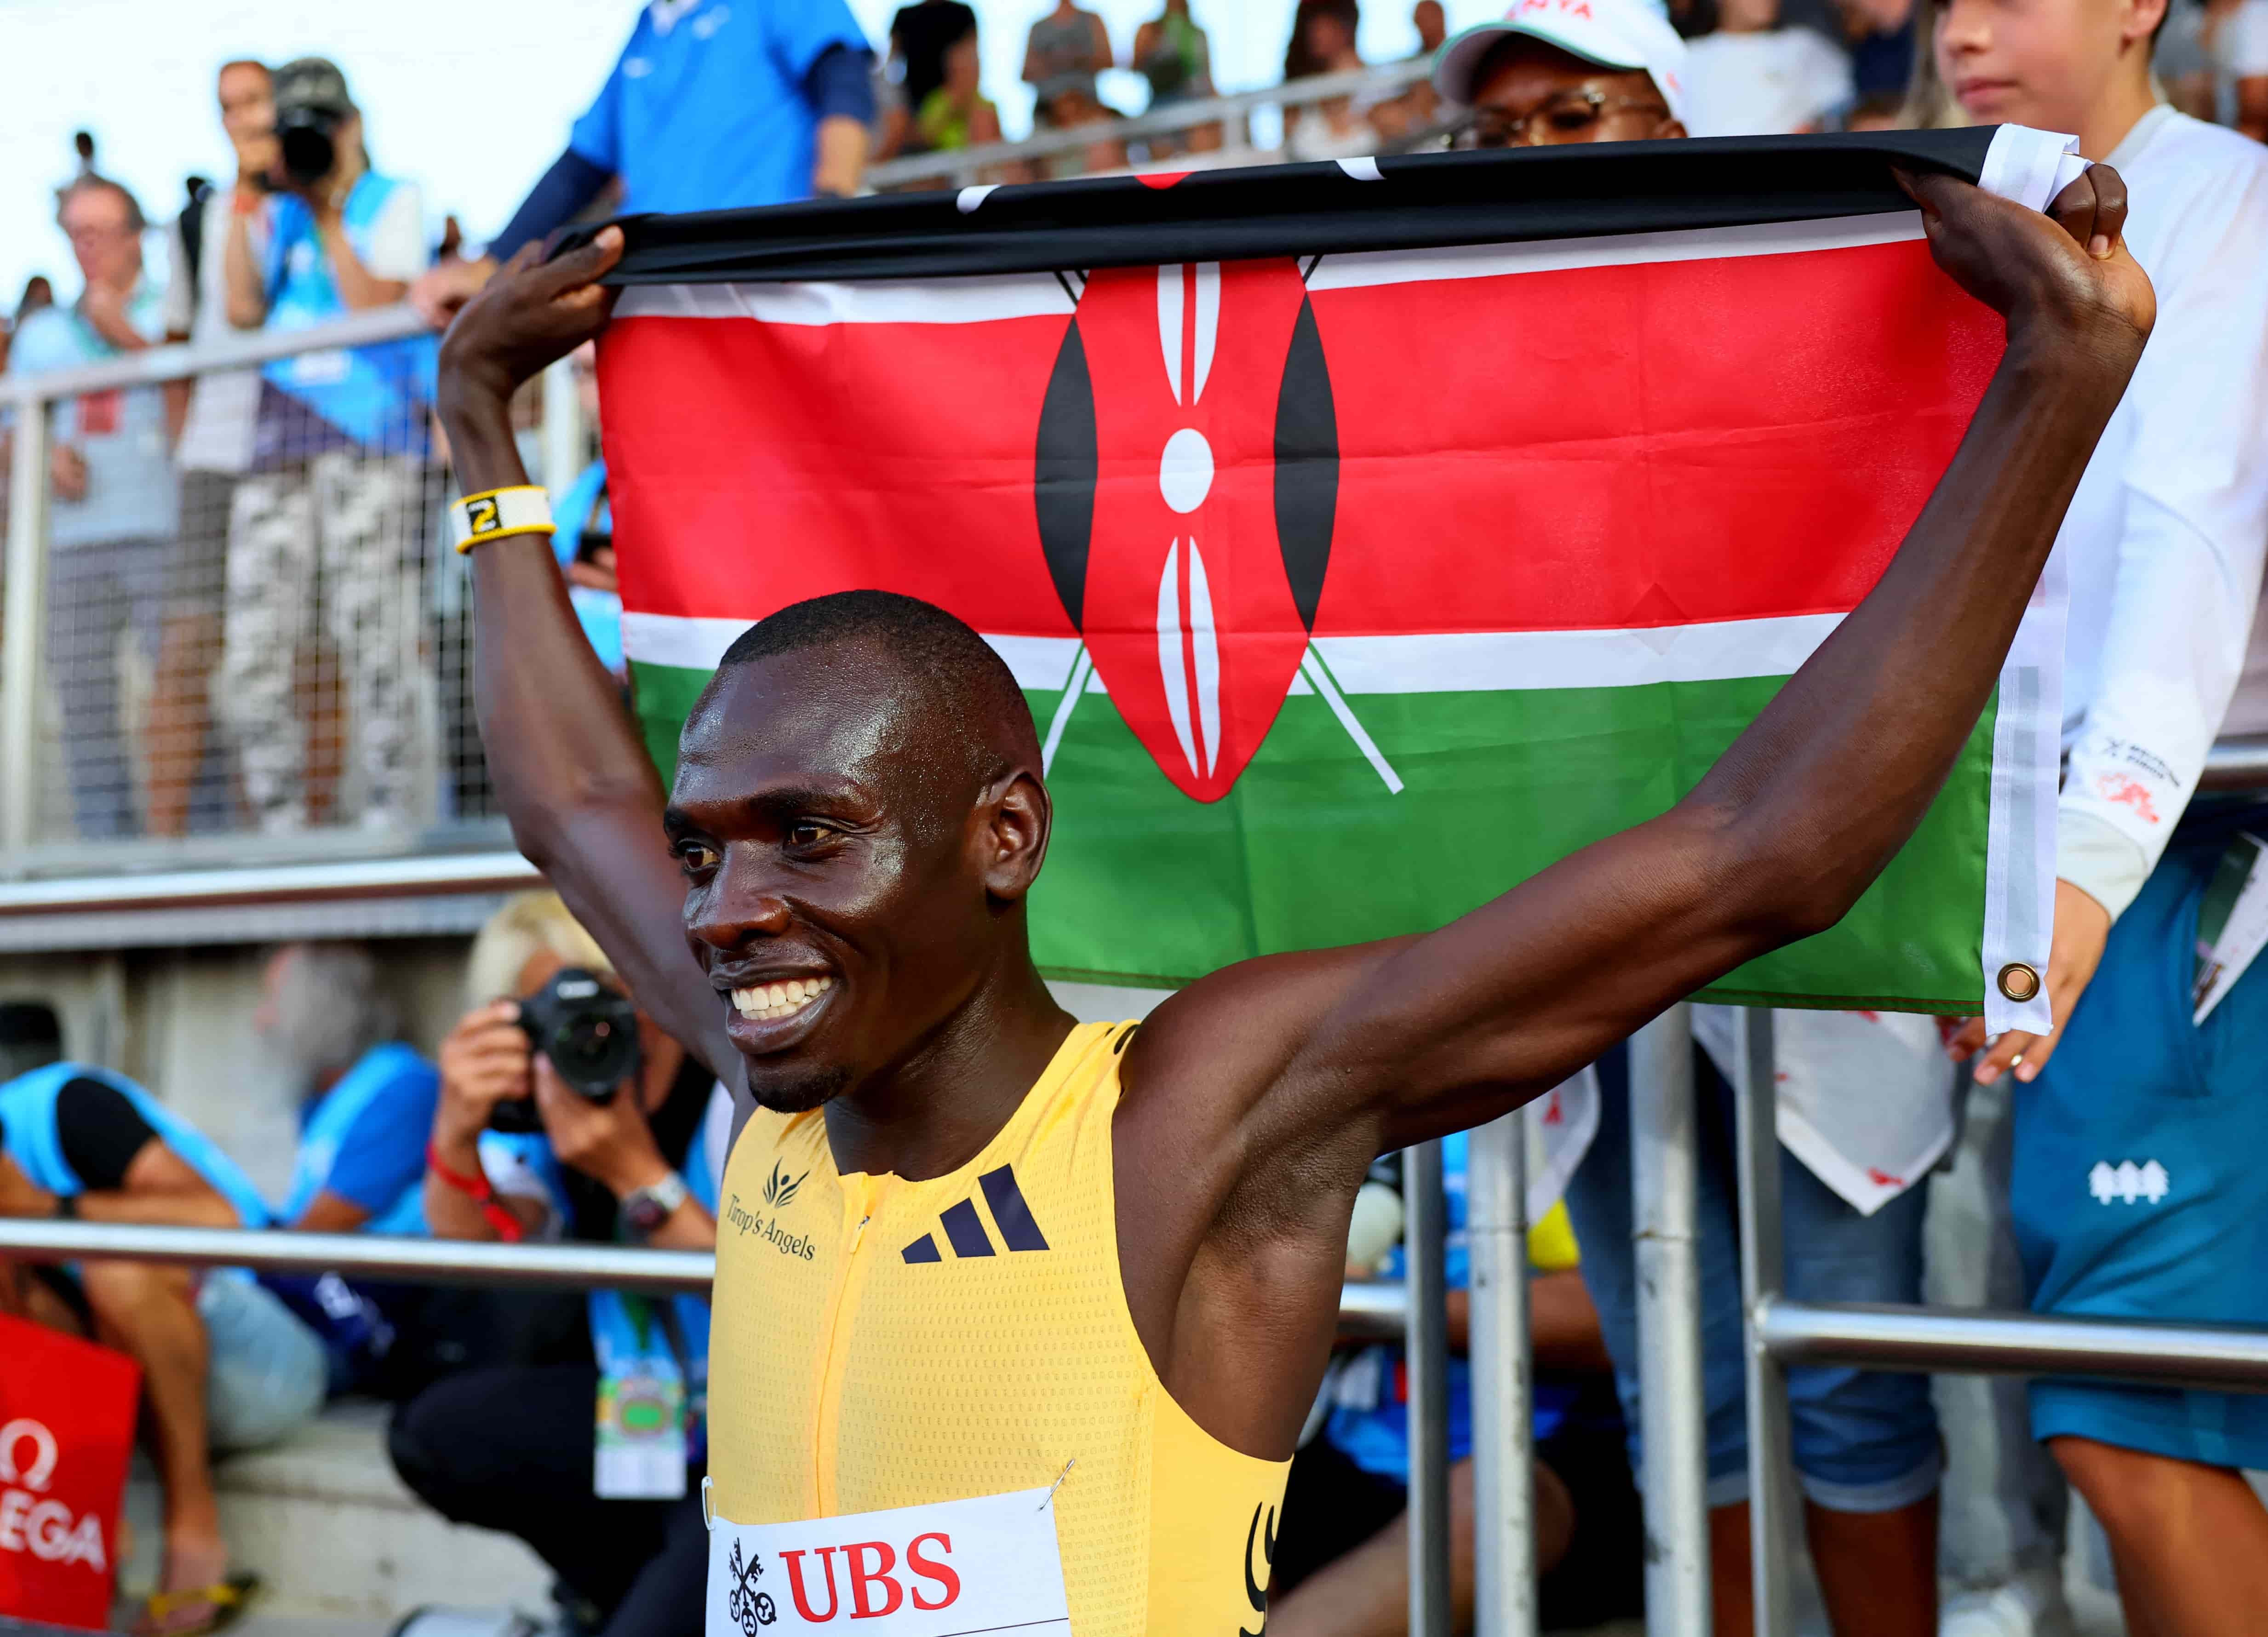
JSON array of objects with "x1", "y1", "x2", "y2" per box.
[{"x1": 2, "y1": 3, "x2": 2268, "y2": 1637}]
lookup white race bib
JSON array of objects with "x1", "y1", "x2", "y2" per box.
[{"x1": 706, "y1": 1488, "x2": 1071, "y2": 1637}]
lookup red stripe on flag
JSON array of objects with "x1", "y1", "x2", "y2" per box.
[
  {"x1": 1308, "y1": 237, "x2": 2001, "y2": 635},
  {"x1": 601, "y1": 235, "x2": 1998, "y2": 644},
  {"x1": 598, "y1": 309, "x2": 1081, "y2": 636}
]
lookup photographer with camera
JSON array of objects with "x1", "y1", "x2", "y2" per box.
[
  {"x1": 218, "y1": 55, "x2": 434, "y2": 835},
  {"x1": 389, "y1": 891, "x2": 725, "y2": 1637}
]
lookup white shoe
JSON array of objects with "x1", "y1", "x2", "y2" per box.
[{"x1": 1940, "y1": 1574, "x2": 2074, "y2": 1637}]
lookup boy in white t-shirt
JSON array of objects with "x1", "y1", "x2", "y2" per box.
[
  {"x1": 1680, "y1": 0, "x2": 1856, "y2": 134},
  {"x1": 1934, "y1": 0, "x2": 2268, "y2": 1628}
]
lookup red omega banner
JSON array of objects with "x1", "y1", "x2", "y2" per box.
[
  {"x1": 586, "y1": 127, "x2": 2082, "y2": 1035},
  {"x1": 0, "y1": 1315, "x2": 142, "y2": 1629}
]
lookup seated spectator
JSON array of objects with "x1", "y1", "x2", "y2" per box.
[
  {"x1": 1024, "y1": 0, "x2": 1115, "y2": 118},
  {"x1": 1035, "y1": 80, "x2": 1131, "y2": 176},
  {"x1": 217, "y1": 57, "x2": 435, "y2": 836},
  {"x1": 884, "y1": 0, "x2": 979, "y2": 156},
  {"x1": 1270, "y1": 1136, "x2": 1644, "y2": 1634},
  {"x1": 388, "y1": 893, "x2": 725, "y2": 1637},
  {"x1": 408, "y1": 1, "x2": 874, "y2": 325},
  {"x1": 1680, "y1": 0, "x2": 1855, "y2": 135},
  {"x1": 916, "y1": 26, "x2": 1008, "y2": 155},
  {"x1": 0, "y1": 1063, "x2": 325, "y2": 1634},
  {"x1": 1370, "y1": 0, "x2": 1453, "y2": 143},
  {"x1": 5, "y1": 172, "x2": 182, "y2": 841},
  {"x1": 258, "y1": 941, "x2": 436, "y2": 1238}
]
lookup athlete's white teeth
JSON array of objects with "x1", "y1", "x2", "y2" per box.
[{"x1": 730, "y1": 976, "x2": 835, "y2": 1020}]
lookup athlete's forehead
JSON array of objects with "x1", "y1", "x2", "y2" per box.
[{"x1": 669, "y1": 645, "x2": 949, "y2": 829}]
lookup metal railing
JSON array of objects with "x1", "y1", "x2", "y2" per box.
[
  {"x1": 864, "y1": 59, "x2": 1432, "y2": 192},
  {"x1": 1, "y1": 305, "x2": 576, "y2": 891}
]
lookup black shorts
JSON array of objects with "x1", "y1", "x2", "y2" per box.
[{"x1": 1270, "y1": 1416, "x2": 1645, "y2": 1628}]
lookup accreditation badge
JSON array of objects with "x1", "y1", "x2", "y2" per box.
[
  {"x1": 591, "y1": 1292, "x2": 688, "y2": 1500},
  {"x1": 705, "y1": 1488, "x2": 1070, "y2": 1636}
]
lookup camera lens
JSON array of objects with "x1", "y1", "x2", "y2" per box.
[{"x1": 278, "y1": 117, "x2": 335, "y2": 187}]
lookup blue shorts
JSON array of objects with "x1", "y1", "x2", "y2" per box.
[
  {"x1": 2013, "y1": 811, "x2": 2268, "y2": 1469},
  {"x1": 1564, "y1": 1044, "x2": 1941, "y2": 1513}
]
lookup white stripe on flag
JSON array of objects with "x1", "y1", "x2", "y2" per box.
[
  {"x1": 1306, "y1": 214, "x2": 1924, "y2": 292},
  {"x1": 623, "y1": 612, "x2": 1843, "y2": 693},
  {"x1": 613, "y1": 275, "x2": 1075, "y2": 326}
]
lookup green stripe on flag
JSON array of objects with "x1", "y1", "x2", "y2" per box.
[{"x1": 630, "y1": 660, "x2": 1993, "y2": 1013}]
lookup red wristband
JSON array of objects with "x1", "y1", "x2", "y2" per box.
[{"x1": 426, "y1": 1142, "x2": 526, "y2": 1243}]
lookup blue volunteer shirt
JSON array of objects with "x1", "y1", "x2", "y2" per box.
[
  {"x1": 0, "y1": 1063, "x2": 270, "y2": 1227},
  {"x1": 277, "y1": 1042, "x2": 440, "y2": 1236},
  {"x1": 569, "y1": 0, "x2": 871, "y2": 216},
  {"x1": 4, "y1": 290, "x2": 180, "y2": 549},
  {"x1": 1326, "y1": 1132, "x2": 1586, "y2": 1482},
  {"x1": 258, "y1": 172, "x2": 437, "y2": 461}
]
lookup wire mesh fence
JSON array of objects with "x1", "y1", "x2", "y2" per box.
[{"x1": 1, "y1": 314, "x2": 590, "y2": 874}]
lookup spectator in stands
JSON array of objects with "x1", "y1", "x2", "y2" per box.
[
  {"x1": 2165, "y1": 0, "x2": 2268, "y2": 137},
  {"x1": 218, "y1": 57, "x2": 434, "y2": 836},
  {"x1": 259, "y1": 942, "x2": 436, "y2": 1238},
  {"x1": 1035, "y1": 80, "x2": 1131, "y2": 176},
  {"x1": 1373, "y1": 1, "x2": 1455, "y2": 143},
  {"x1": 0, "y1": 1064, "x2": 325, "y2": 1634},
  {"x1": 1134, "y1": 0, "x2": 1217, "y2": 109},
  {"x1": 893, "y1": 0, "x2": 980, "y2": 122},
  {"x1": 389, "y1": 892, "x2": 725, "y2": 1637},
  {"x1": 1269, "y1": 1136, "x2": 1644, "y2": 1634},
  {"x1": 548, "y1": 344, "x2": 624, "y2": 683},
  {"x1": 1288, "y1": 0, "x2": 1388, "y2": 161},
  {"x1": 915, "y1": 26, "x2": 1009, "y2": 156},
  {"x1": 1834, "y1": 0, "x2": 1918, "y2": 101},
  {"x1": 1024, "y1": 0, "x2": 1115, "y2": 120},
  {"x1": 5, "y1": 173, "x2": 182, "y2": 841},
  {"x1": 1927, "y1": 0, "x2": 2268, "y2": 1626},
  {"x1": 156, "y1": 58, "x2": 275, "y2": 841},
  {"x1": 1680, "y1": 0, "x2": 1856, "y2": 134},
  {"x1": 407, "y1": 1, "x2": 875, "y2": 326}
]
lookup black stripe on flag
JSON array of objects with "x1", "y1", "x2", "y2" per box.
[
  {"x1": 980, "y1": 1165, "x2": 1050, "y2": 1253},
  {"x1": 940, "y1": 1198, "x2": 997, "y2": 1258},
  {"x1": 572, "y1": 130, "x2": 2000, "y2": 289}
]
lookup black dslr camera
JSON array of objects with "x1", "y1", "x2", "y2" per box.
[
  {"x1": 269, "y1": 57, "x2": 354, "y2": 190},
  {"x1": 487, "y1": 967, "x2": 642, "y2": 1133}
]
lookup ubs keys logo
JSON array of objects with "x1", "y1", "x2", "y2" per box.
[{"x1": 724, "y1": 1540, "x2": 777, "y2": 1634}]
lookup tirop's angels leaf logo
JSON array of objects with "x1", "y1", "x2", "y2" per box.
[
  {"x1": 763, "y1": 1162, "x2": 808, "y2": 1209},
  {"x1": 1035, "y1": 259, "x2": 1345, "y2": 802},
  {"x1": 1240, "y1": 1501, "x2": 1277, "y2": 1635}
]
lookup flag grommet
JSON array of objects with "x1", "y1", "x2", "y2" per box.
[{"x1": 1997, "y1": 962, "x2": 2042, "y2": 1003}]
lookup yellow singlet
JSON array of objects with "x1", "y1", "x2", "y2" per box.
[{"x1": 707, "y1": 1020, "x2": 1292, "y2": 1635}]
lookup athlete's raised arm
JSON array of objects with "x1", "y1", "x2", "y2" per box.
[
  {"x1": 1125, "y1": 171, "x2": 2154, "y2": 1171},
  {"x1": 437, "y1": 230, "x2": 734, "y2": 1085}
]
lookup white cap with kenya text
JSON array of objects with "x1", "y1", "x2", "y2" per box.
[{"x1": 1433, "y1": 0, "x2": 1692, "y2": 129}]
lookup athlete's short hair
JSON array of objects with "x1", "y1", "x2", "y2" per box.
[{"x1": 718, "y1": 591, "x2": 1040, "y2": 788}]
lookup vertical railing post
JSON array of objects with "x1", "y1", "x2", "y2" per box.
[
  {"x1": 1469, "y1": 1112, "x2": 1536, "y2": 1637},
  {"x1": 1734, "y1": 1007, "x2": 1796, "y2": 1637},
  {"x1": 1632, "y1": 1005, "x2": 1713, "y2": 1636},
  {"x1": 1404, "y1": 1139, "x2": 1453, "y2": 1637},
  {"x1": 2, "y1": 384, "x2": 52, "y2": 858}
]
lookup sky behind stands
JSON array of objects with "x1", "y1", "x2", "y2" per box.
[{"x1": 1, "y1": 0, "x2": 1503, "y2": 311}]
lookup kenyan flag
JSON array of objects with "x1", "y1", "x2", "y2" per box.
[{"x1": 590, "y1": 129, "x2": 2080, "y2": 1031}]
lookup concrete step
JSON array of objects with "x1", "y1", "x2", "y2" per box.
[{"x1": 119, "y1": 1402, "x2": 551, "y2": 1624}]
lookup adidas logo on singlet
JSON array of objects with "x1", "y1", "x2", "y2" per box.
[{"x1": 901, "y1": 1165, "x2": 1049, "y2": 1262}]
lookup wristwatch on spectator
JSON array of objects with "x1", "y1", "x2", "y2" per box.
[{"x1": 621, "y1": 1172, "x2": 690, "y2": 1241}]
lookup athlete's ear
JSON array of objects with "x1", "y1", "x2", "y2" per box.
[{"x1": 975, "y1": 767, "x2": 1053, "y2": 903}]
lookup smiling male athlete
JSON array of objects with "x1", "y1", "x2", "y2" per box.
[{"x1": 437, "y1": 166, "x2": 2148, "y2": 1631}]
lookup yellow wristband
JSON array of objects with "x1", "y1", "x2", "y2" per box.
[{"x1": 452, "y1": 486, "x2": 556, "y2": 554}]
